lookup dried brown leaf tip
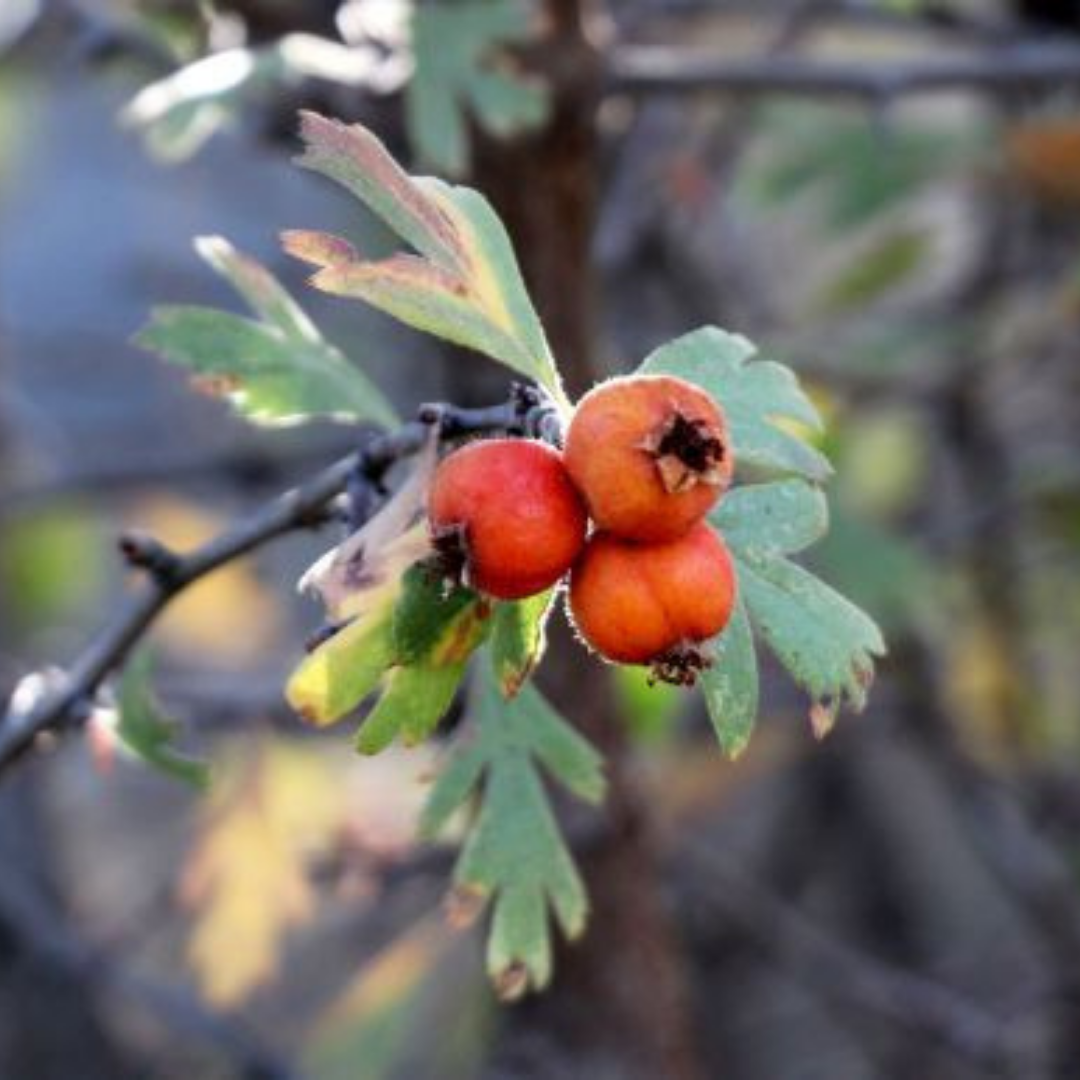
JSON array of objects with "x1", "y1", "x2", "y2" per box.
[
  {"x1": 494, "y1": 961, "x2": 531, "y2": 1003},
  {"x1": 444, "y1": 883, "x2": 486, "y2": 931}
]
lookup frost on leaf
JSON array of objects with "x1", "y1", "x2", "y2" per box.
[
  {"x1": 420, "y1": 672, "x2": 605, "y2": 999},
  {"x1": 283, "y1": 112, "x2": 567, "y2": 408}
]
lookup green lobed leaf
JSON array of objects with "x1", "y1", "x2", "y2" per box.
[
  {"x1": 356, "y1": 663, "x2": 467, "y2": 755},
  {"x1": 639, "y1": 326, "x2": 831, "y2": 482},
  {"x1": 407, "y1": 0, "x2": 547, "y2": 175},
  {"x1": 286, "y1": 114, "x2": 567, "y2": 408},
  {"x1": 489, "y1": 591, "x2": 555, "y2": 698},
  {"x1": 699, "y1": 598, "x2": 758, "y2": 760},
  {"x1": 712, "y1": 478, "x2": 828, "y2": 560},
  {"x1": 116, "y1": 653, "x2": 210, "y2": 789},
  {"x1": 738, "y1": 554, "x2": 885, "y2": 737},
  {"x1": 137, "y1": 237, "x2": 396, "y2": 428},
  {"x1": 421, "y1": 673, "x2": 604, "y2": 998}
]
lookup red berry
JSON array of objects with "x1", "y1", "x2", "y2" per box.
[
  {"x1": 568, "y1": 522, "x2": 736, "y2": 683},
  {"x1": 428, "y1": 439, "x2": 588, "y2": 600},
  {"x1": 564, "y1": 375, "x2": 733, "y2": 543}
]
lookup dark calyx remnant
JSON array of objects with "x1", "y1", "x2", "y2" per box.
[
  {"x1": 649, "y1": 642, "x2": 712, "y2": 687},
  {"x1": 431, "y1": 521, "x2": 471, "y2": 589},
  {"x1": 648, "y1": 411, "x2": 726, "y2": 494}
]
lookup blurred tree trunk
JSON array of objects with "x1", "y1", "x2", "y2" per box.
[{"x1": 473, "y1": 4, "x2": 703, "y2": 1077}]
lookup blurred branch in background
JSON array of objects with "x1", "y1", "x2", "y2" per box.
[{"x1": 610, "y1": 40, "x2": 1080, "y2": 100}]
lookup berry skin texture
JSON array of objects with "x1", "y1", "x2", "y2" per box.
[
  {"x1": 564, "y1": 374, "x2": 733, "y2": 543},
  {"x1": 568, "y1": 523, "x2": 736, "y2": 683},
  {"x1": 428, "y1": 439, "x2": 588, "y2": 601}
]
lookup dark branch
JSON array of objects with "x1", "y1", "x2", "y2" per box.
[
  {"x1": 0, "y1": 391, "x2": 559, "y2": 778},
  {"x1": 608, "y1": 41, "x2": 1080, "y2": 100}
]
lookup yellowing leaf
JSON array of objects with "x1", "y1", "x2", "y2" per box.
[
  {"x1": 285, "y1": 112, "x2": 567, "y2": 407},
  {"x1": 125, "y1": 496, "x2": 282, "y2": 667},
  {"x1": 180, "y1": 742, "x2": 347, "y2": 1007},
  {"x1": 286, "y1": 610, "x2": 397, "y2": 727}
]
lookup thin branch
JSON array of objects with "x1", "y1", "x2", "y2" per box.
[
  {"x1": 0, "y1": 391, "x2": 557, "y2": 779},
  {"x1": 608, "y1": 41, "x2": 1080, "y2": 100}
]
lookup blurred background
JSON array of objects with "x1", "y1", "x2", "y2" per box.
[{"x1": 2, "y1": 1, "x2": 1080, "y2": 1077}]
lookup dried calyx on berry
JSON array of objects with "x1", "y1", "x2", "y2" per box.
[
  {"x1": 568, "y1": 522, "x2": 737, "y2": 685},
  {"x1": 564, "y1": 374, "x2": 734, "y2": 543}
]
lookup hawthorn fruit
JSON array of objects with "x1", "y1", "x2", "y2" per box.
[
  {"x1": 428, "y1": 438, "x2": 588, "y2": 600},
  {"x1": 564, "y1": 374, "x2": 733, "y2": 543},
  {"x1": 568, "y1": 522, "x2": 736, "y2": 684}
]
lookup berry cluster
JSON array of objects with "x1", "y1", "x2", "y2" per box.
[{"x1": 427, "y1": 375, "x2": 737, "y2": 684}]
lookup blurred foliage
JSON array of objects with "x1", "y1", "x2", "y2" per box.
[
  {"x1": 0, "y1": 506, "x2": 106, "y2": 635},
  {"x1": 407, "y1": 0, "x2": 547, "y2": 174},
  {"x1": 303, "y1": 917, "x2": 491, "y2": 1080},
  {"x1": 180, "y1": 740, "x2": 347, "y2": 1007},
  {"x1": 124, "y1": 496, "x2": 283, "y2": 667}
]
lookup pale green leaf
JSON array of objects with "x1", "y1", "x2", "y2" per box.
[
  {"x1": 422, "y1": 672, "x2": 601, "y2": 998},
  {"x1": 712, "y1": 479, "x2": 828, "y2": 560},
  {"x1": 738, "y1": 554, "x2": 885, "y2": 736},
  {"x1": 356, "y1": 664, "x2": 466, "y2": 755},
  {"x1": 136, "y1": 238, "x2": 396, "y2": 428},
  {"x1": 287, "y1": 114, "x2": 567, "y2": 407},
  {"x1": 699, "y1": 599, "x2": 758, "y2": 759},
  {"x1": 285, "y1": 614, "x2": 397, "y2": 726},
  {"x1": 640, "y1": 326, "x2": 831, "y2": 482}
]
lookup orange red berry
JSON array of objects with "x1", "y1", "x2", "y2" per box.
[
  {"x1": 564, "y1": 375, "x2": 733, "y2": 543},
  {"x1": 428, "y1": 439, "x2": 588, "y2": 600},
  {"x1": 568, "y1": 522, "x2": 737, "y2": 683}
]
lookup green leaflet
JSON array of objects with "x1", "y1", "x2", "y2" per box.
[
  {"x1": 639, "y1": 326, "x2": 831, "y2": 482},
  {"x1": 699, "y1": 599, "x2": 758, "y2": 760},
  {"x1": 117, "y1": 653, "x2": 210, "y2": 789},
  {"x1": 356, "y1": 664, "x2": 466, "y2": 755},
  {"x1": 137, "y1": 236, "x2": 396, "y2": 428},
  {"x1": 286, "y1": 114, "x2": 568, "y2": 408},
  {"x1": 352, "y1": 570, "x2": 492, "y2": 754},
  {"x1": 738, "y1": 555, "x2": 885, "y2": 737},
  {"x1": 489, "y1": 591, "x2": 555, "y2": 698},
  {"x1": 421, "y1": 674, "x2": 605, "y2": 999},
  {"x1": 716, "y1": 480, "x2": 884, "y2": 739},
  {"x1": 407, "y1": 0, "x2": 548, "y2": 175},
  {"x1": 712, "y1": 478, "x2": 828, "y2": 560}
]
